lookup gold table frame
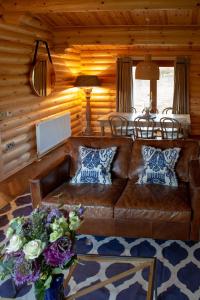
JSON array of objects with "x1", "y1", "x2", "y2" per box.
[{"x1": 64, "y1": 254, "x2": 157, "y2": 300}]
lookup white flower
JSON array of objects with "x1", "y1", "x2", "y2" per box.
[
  {"x1": 69, "y1": 211, "x2": 76, "y2": 219},
  {"x1": 6, "y1": 235, "x2": 23, "y2": 253},
  {"x1": 23, "y1": 240, "x2": 44, "y2": 260},
  {"x1": 6, "y1": 227, "x2": 14, "y2": 239}
]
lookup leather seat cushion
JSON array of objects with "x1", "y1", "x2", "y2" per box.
[
  {"x1": 42, "y1": 178, "x2": 127, "y2": 219},
  {"x1": 114, "y1": 180, "x2": 191, "y2": 223}
]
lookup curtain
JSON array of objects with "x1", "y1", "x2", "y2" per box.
[
  {"x1": 173, "y1": 57, "x2": 189, "y2": 114},
  {"x1": 116, "y1": 57, "x2": 133, "y2": 112}
]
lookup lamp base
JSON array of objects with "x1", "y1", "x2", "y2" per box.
[{"x1": 82, "y1": 129, "x2": 94, "y2": 136}]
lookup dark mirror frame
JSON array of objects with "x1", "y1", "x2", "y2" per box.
[{"x1": 30, "y1": 40, "x2": 56, "y2": 97}]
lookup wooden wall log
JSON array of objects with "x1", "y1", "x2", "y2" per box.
[
  {"x1": 0, "y1": 75, "x2": 28, "y2": 86},
  {"x1": 0, "y1": 64, "x2": 30, "y2": 75},
  {"x1": 3, "y1": 140, "x2": 36, "y2": 164},
  {"x1": 1, "y1": 125, "x2": 34, "y2": 141},
  {"x1": 2, "y1": 132, "x2": 35, "y2": 152},
  {"x1": 0, "y1": 85, "x2": 32, "y2": 97},
  {"x1": 0, "y1": 52, "x2": 31, "y2": 64},
  {"x1": 4, "y1": 152, "x2": 35, "y2": 174},
  {"x1": 0, "y1": 40, "x2": 32, "y2": 53},
  {"x1": 54, "y1": 27, "x2": 200, "y2": 46}
]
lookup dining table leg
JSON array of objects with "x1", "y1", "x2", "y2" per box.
[
  {"x1": 183, "y1": 125, "x2": 190, "y2": 138},
  {"x1": 100, "y1": 124, "x2": 105, "y2": 136}
]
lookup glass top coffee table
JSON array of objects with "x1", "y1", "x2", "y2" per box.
[{"x1": 64, "y1": 254, "x2": 157, "y2": 300}]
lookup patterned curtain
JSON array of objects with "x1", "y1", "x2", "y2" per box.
[
  {"x1": 116, "y1": 57, "x2": 133, "y2": 112},
  {"x1": 173, "y1": 57, "x2": 189, "y2": 114}
]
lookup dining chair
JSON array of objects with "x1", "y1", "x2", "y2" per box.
[
  {"x1": 131, "y1": 107, "x2": 137, "y2": 113},
  {"x1": 142, "y1": 108, "x2": 159, "y2": 114},
  {"x1": 133, "y1": 116, "x2": 156, "y2": 139},
  {"x1": 162, "y1": 107, "x2": 177, "y2": 114},
  {"x1": 160, "y1": 117, "x2": 183, "y2": 139},
  {"x1": 109, "y1": 115, "x2": 133, "y2": 137}
]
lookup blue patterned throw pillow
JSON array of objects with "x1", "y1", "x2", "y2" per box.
[
  {"x1": 71, "y1": 146, "x2": 117, "y2": 184},
  {"x1": 137, "y1": 145, "x2": 181, "y2": 187}
]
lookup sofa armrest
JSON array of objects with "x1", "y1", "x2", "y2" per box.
[
  {"x1": 189, "y1": 159, "x2": 200, "y2": 240},
  {"x1": 189, "y1": 159, "x2": 200, "y2": 188},
  {"x1": 30, "y1": 155, "x2": 71, "y2": 208}
]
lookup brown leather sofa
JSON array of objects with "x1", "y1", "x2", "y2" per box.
[{"x1": 30, "y1": 136, "x2": 200, "y2": 240}]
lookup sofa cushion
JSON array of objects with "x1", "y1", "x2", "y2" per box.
[
  {"x1": 137, "y1": 145, "x2": 180, "y2": 187},
  {"x1": 71, "y1": 146, "x2": 116, "y2": 184},
  {"x1": 65, "y1": 136, "x2": 133, "y2": 179},
  {"x1": 129, "y1": 139, "x2": 199, "y2": 182},
  {"x1": 114, "y1": 180, "x2": 191, "y2": 223},
  {"x1": 42, "y1": 178, "x2": 127, "y2": 219}
]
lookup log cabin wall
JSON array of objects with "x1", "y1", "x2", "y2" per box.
[
  {"x1": 77, "y1": 45, "x2": 200, "y2": 135},
  {"x1": 0, "y1": 16, "x2": 82, "y2": 182}
]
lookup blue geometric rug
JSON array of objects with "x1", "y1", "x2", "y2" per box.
[{"x1": 0, "y1": 194, "x2": 200, "y2": 300}]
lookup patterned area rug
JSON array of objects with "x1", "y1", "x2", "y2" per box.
[{"x1": 0, "y1": 194, "x2": 200, "y2": 300}]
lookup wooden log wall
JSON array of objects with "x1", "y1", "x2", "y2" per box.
[
  {"x1": 0, "y1": 16, "x2": 82, "y2": 182},
  {"x1": 79, "y1": 46, "x2": 200, "y2": 135}
]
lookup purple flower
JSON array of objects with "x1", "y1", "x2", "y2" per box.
[
  {"x1": 77, "y1": 206, "x2": 84, "y2": 216},
  {"x1": 43, "y1": 237, "x2": 74, "y2": 267},
  {"x1": 47, "y1": 208, "x2": 63, "y2": 223},
  {"x1": 12, "y1": 253, "x2": 40, "y2": 285}
]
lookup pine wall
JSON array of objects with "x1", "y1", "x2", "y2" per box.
[{"x1": 0, "y1": 16, "x2": 82, "y2": 182}]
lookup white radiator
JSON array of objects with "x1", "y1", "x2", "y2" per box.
[{"x1": 36, "y1": 112, "x2": 71, "y2": 157}]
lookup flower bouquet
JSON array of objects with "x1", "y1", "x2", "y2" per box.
[{"x1": 0, "y1": 205, "x2": 84, "y2": 300}]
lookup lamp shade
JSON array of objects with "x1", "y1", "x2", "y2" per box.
[
  {"x1": 74, "y1": 75, "x2": 101, "y2": 87},
  {"x1": 135, "y1": 55, "x2": 160, "y2": 80}
]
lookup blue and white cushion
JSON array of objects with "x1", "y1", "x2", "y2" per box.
[
  {"x1": 137, "y1": 145, "x2": 181, "y2": 187},
  {"x1": 71, "y1": 146, "x2": 117, "y2": 184}
]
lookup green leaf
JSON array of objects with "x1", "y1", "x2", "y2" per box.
[
  {"x1": 34, "y1": 280, "x2": 45, "y2": 300},
  {"x1": 52, "y1": 268, "x2": 64, "y2": 274},
  {"x1": 44, "y1": 275, "x2": 52, "y2": 289}
]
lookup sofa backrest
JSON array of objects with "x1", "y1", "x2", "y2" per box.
[
  {"x1": 65, "y1": 136, "x2": 133, "y2": 179},
  {"x1": 129, "y1": 139, "x2": 199, "y2": 182}
]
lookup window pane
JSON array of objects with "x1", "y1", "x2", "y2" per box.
[
  {"x1": 132, "y1": 67, "x2": 150, "y2": 113},
  {"x1": 157, "y1": 67, "x2": 174, "y2": 113}
]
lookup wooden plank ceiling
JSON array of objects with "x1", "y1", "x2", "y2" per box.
[
  {"x1": 35, "y1": 9, "x2": 200, "y2": 28},
  {"x1": 2, "y1": 1, "x2": 200, "y2": 46}
]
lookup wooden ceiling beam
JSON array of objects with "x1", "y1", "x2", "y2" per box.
[
  {"x1": 54, "y1": 25, "x2": 200, "y2": 31},
  {"x1": 2, "y1": 0, "x2": 200, "y2": 13},
  {"x1": 53, "y1": 27, "x2": 200, "y2": 46}
]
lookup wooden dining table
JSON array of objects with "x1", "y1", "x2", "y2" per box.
[{"x1": 97, "y1": 112, "x2": 191, "y2": 137}]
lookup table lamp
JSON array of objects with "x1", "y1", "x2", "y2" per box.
[{"x1": 74, "y1": 75, "x2": 101, "y2": 135}]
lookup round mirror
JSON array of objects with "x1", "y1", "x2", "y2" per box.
[{"x1": 30, "y1": 59, "x2": 56, "y2": 97}]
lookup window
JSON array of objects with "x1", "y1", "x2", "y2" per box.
[
  {"x1": 132, "y1": 65, "x2": 174, "y2": 113},
  {"x1": 157, "y1": 67, "x2": 174, "y2": 112}
]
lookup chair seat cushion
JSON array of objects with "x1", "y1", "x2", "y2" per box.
[
  {"x1": 42, "y1": 178, "x2": 127, "y2": 219},
  {"x1": 114, "y1": 180, "x2": 191, "y2": 223}
]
